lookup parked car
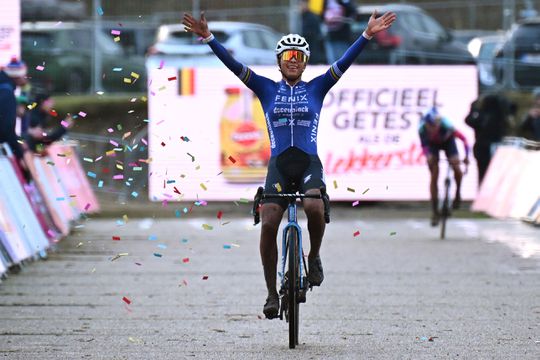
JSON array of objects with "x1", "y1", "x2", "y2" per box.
[
  {"x1": 467, "y1": 34, "x2": 505, "y2": 89},
  {"x1": 146, "y1": 21, "x2": 282, "y2": 69},
  {"x1": 22, "y1": 22, "x2": 147, "y2": 94},
  {"x1": 351, "y1": 4, "x2": 475, "y2": 65},
  {"x1": 22, "y1": 0, "x2": 85, "y2": 21},
  {"x1": 494, "y1": 17, "x2": 540, "y2": 89},
  {"x1": 94, "y1": 20, "x2": 158, "y2": 57}
]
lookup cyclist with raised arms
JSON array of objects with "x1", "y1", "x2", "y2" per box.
[
  {"x1": 182, "y1": 10, "x2": 396, "y2": 319},
  {"x1": 419, "y1": 107, "x2": 470, "y2": 227}
]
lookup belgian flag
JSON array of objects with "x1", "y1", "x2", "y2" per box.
[{"x1": 178, "y1": 68, "x2": 195, "y2": 96}]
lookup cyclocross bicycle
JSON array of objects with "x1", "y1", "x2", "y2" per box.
[{"x1": 252, "y1": 186, "x2": 330, "y2": 349}]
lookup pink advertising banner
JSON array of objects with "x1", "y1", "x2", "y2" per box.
[
  {"x1": 0, "y1": 0, "x2": 21, "y2": 65},
  {"x1": 147, "y1": 65, "x2": 478, "y2": 201}
]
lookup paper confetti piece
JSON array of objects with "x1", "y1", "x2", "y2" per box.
[
  {"x1": 228, "y1": 155, "x2": 236, "y2": 164},
  {"x1": 107, "y1": 128, "x2": 114, "y2": 133},
  {"x1": 124, "y1": 78, "x2": 132, "y2": 84},
  {"x1": 96, "y1": 6, "x2": 104, "y2": 15},
  {"x1": 113, "y1": 175, "x2": 124, "y2": 180},
  {"x1": 111, "y1": 29, "x2": 121, "y2": 35},
  {"x1": 78, "y1": 111, "x2": 87, "y2": 117},
  {"x1": 128, "y1": 336, "x2": 143, "y2": 344},
  {"x1": 347, "y1": 187, "x2": 355, "y2": 192},
  {"x1": 390, "y1": 232, "x2": 397, "y2": 236},
  {"x1": 76, "y1": 242, "x2": 83, "y2": 248},
  {"x1": 157, "y1": 244, "x2": 167, "y2": 249},
  {"x1": 362, "y1": 188, "x2": 370, "y2": 195},
  {"x1": 158, "y1": 60, "x2": 164, "y2": 69},
  {"x1": 122, "y1": 296, "x2": 131, "y2": 305},
  {"x1": 110, "y1": 140, "x2": 119, "y2": 146},
  {"x1": 113, "y1": 36, "x2": 120, "y2": 42},
  {"x1": 131, "y1": 72, "x2": 140, "y2": 79},
  {"x1": 61, "y1": 120, "x2": 69, "y2": 128},
  {"x1": 87, "y1": 171, "x2": 96, "y2": 178},
  {"x1": 202, "y1": 224, "x2": 213, "y2": 230},
  {"x1": 36, "y1": 65, "x2": 44, "y2": 71},
  {"x1": 187, "y1": 152, "x2": 195, "y2": 162},
  {"x1": 111, "y1": 253, "x2": 128, "y2": 262},
  {"x1": 200, "y1": 183, "x2": 207, "y2": 191},
  {"x1": 112, "y1": 236, "x2": 121, "y2": 241},
  {"x1": 182, "y1": 257, "x2": 190, "y2": 263},
  {"x1": 84, "y1": 203, "x2": 91, "y2": 211},
  {"x1": 131, "y1": 192, "x2": 138, "y2": 198},
  {"x1": 202, "y1": 275, "x2": 209, "y2": 280},
  {"x1": 180, "y1": 136, "x2": 190, "y2": 142},
  {"x1": 217, "y1": 211, "x2": 223, "y2": 219},
  {"x1": 352, "y1": 200, "x2": 359, "y2": 207},
  {"x1": 275, "y1": 182, "x2": 282, "y2": 192},
  {"x1": 353, "y1": 230, "x2": 360, "y2": 237},
  {"x1": 223, "y1": 244, "x2": 232, "y2": 249},
  {"x1": 333, "y1": 180, "x2": 338, "y2": 189},
  {"x1": 153, "y1": 253, "x2": 162, "y2": 257},
  {"x1": 168, "y1": 76, "x2": 177, "y2": 81},
  {"x1": 112, "y1": 67, "x2": 122, "y2": 72}
]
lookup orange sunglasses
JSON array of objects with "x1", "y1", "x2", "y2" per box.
[{"x1": 281, "y1": 50, "x2": 308, "y2": 63}]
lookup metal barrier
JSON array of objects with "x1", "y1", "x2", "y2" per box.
[{"x1": 0, "y1": 142, "x2": 100, "y2": 278}]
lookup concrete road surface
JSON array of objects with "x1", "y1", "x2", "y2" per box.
[{"x1": 0, "y1": 212, "x2": 539, "y2": 359}]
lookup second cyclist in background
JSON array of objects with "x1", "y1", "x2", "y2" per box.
[{"x1": 419, "y1": 108, "x2": 470, "y2": 227}]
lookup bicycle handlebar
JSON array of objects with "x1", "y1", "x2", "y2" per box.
[{"x1": 252, "y1": 186, "x2": 330, "y2": 225}]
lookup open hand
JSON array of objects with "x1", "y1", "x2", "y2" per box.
[
  {"x1": 366, "y1": 10, "x2": 397, "y2": 37},
  {"x1": 182, "y1": 12, "x2": 211, "y2": 38}
]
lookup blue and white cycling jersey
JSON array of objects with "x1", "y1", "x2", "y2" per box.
[{"x1": 206, "y1": 33, "x2": 370, "y2": 157}]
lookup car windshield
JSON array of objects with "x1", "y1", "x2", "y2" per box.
[
  {"x1": 513, "y1": 24, "x2": 540, "y2": 43},
  {"x1": 163, "y1": 30, "x2": 229, "y2": 45}
]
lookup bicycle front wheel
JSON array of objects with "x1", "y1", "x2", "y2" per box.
[
  {"x1": 440, "y1": 181, "x2": 450, "y2": 239},
  {"x1": 287, "y1": 227, "x2": 300, "y2": 349}
]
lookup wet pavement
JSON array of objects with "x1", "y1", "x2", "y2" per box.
[{"x1": 0, "y1": 212, "x2": 539, "y2": 359}]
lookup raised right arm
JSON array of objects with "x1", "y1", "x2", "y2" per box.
[{"x1": 182, "y1": 12, "x2": 271, "y2": 97}]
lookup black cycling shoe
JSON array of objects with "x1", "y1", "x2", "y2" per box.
[
  {"x1": 308, "y1": 255, "x2": 324, "y2": 286},
  {"x1": 263, "y1": 293, "x2": 279, "y2": 319}
]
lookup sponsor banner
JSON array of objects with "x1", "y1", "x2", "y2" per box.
[
  {"x1": 148, "y1": 65, "x2": 478, "y2": 201},
  {"x1": 0, "y1": 0, "x2": 21, "y2": 65}
]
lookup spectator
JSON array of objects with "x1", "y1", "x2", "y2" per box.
[
  {"x1": 301, "y1": 0, "x2": 326, "y2": 64},
  {"x1": 519, "y1": 88, "x2": 540, "y2": 141},
  {"x1": 465, "y1": 92, "x2": 512, "y2": 186},
  {"x1": 323, "y1": 0, "x2": 356, "y2": 63},
  {"x1": 23, "y1": 92, "x2": 73, "y2": 154},
  {"x1": 0, "y1": 57, "x2": 28, "y2": 160},
  {"x1": 419, "y1": 107, "x2": 469, "y2": 226}
]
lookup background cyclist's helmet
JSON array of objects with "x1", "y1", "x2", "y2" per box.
[
  {"x1": 275, "y1": 34, "x2": 310, "y2": 59},
  {"x1": 422, "y1": 107, "x2": 440, "y2": 125}
]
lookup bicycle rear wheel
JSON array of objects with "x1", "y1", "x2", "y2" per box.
[{"x1": 287, "y1": 227, "x2": 300, "y2": 348}]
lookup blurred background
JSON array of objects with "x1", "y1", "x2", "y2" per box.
[{"x1": 10, "y1": 0, "x2": 540, "y2": 209}]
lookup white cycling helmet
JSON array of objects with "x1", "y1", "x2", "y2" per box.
[{"x1": 275, "y1": 34, "x2": 310, "y2": 58}]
